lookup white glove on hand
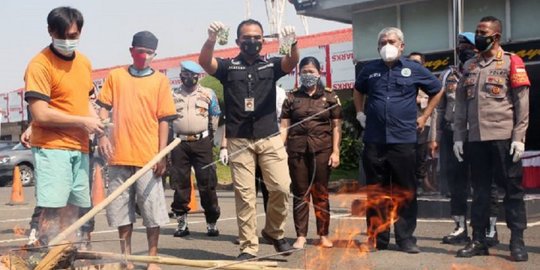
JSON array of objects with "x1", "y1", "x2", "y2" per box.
[
  {"x1": 356, "y1": 112, "x2": 366, "y2": 128},
  {"x1": 208, "y1": 21, "x2": 225, "y2": 41},
  {"x1": 509, "y1": 141, "x2": 525, "y2": 163},
  {"x1": 279, "y1": 26, "x2": 296, "y2": 42},
  {"x1": 453, "y1": 141, "x2": 464, "y2": 162},
  {"x1": 219, "y1": 148, "x2": 228, "y2": 165}
]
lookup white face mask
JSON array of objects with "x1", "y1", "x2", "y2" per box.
[
  {"x1": 379, "y1": 44, "x2": 399, "y2": 62},
  {"x1": 52, "y1": 38, "x2": 79, "y2": 57}
]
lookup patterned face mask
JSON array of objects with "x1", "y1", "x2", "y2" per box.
[{"x1": 300, "y1": 73, "x2": 320, "y2": 88}]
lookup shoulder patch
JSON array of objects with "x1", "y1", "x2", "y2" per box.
[{"x1": 510, "y1": 54, "x2": 531, "y2": 88}]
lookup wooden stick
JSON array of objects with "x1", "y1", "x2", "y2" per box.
[
  {"x1": 49, "y1": 138, "x2": 182, "y2": 246},
  {"x1": 75, "y1": 251, "x2": 297, "y2": 270}
]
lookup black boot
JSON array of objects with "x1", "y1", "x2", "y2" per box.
[
  {"x1": 510, "y1": 230, "x2": 528, "y2": 262},
  {"x1": 442, "y1": 216, "x2": 470, "y2": 244}
]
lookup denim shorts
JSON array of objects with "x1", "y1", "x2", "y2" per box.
[{"x1": 32, "y1": 147, "x2": 90, "y2": 208}]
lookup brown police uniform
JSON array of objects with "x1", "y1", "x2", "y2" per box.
[
  {"x1": 454, "y1": 48, "x2": 530, "y2": 242},
  {"x1": 169, "y1": 84, "x2": 221, "y2": 224},
  {"x1": 280, "y1": 86, "x2": 342, "y2": 237}
]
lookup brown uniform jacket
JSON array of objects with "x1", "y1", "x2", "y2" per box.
[
  {"x1": 454, "y1": 49, "x2": 530, "y2": 143},
  {"x1": 280, "y1": 86, "x2": 343, "y2": 153}
]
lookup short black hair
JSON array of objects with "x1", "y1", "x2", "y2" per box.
[
  {"x1": 236, "y1": 19, "x2": 263, "y2": 39},
  {"x1": 408, "y1": 51, "x2": 425, "y2": 64},
  {"x1": 480, "y1": 16, "x2": 502, "y2": 33},
  {"x1": 47, "y1": 6, "x2": 84, "y2": 39}
]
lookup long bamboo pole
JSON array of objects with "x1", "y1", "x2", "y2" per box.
[
  {"x1": 49, "y1": 138, "x2": 182, "y2": 246},
  {"x1": 76, "y1": 251, "x2": 304, "y2": 270}
]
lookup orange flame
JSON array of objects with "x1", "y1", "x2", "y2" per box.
[{"x1": 304, "y1": 184, "x2": 413, "y2": 270}]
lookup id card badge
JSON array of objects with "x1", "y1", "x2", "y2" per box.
[{"x1": 244, "y1": 97, "x2": 255, "y2": 111}]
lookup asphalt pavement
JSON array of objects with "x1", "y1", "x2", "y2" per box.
[{"x1": 0, "y1": 187, "x2": 539, "y2": 270}]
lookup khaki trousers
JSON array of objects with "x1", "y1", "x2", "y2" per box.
[{"x1": 228, "y1": 135, "x2": 291, "y2": 255}]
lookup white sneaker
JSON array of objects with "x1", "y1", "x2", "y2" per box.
[{"x1": 27, "y1": 228, "x2": 38, "y2": 245}]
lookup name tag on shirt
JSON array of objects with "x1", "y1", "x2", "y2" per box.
[{"x1": 245, "y1": 97, "x2": 255, "y2": 112}]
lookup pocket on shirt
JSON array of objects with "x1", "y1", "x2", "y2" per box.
[
  {"x1": 195, "y1": 100, "x2": 209, "y2": 116},
  {"x1": 484, "y1": 76, "x2": 507, "y2": 99}
]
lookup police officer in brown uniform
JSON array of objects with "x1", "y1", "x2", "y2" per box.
[
  {"x1": 454, "y1": 16, "x2": 530, "y2": 261},
  {"x1": 169, "y1": 60, "x2": 221, "y2": 238},
  {"x1": 433, "y1": 33, "x2": 500, "y2": 246},
  {"x1": 280, "y1": 56, "x2": 342, "y2": 249}
]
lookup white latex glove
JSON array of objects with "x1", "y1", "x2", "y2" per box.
[
  {"x1": 453, "y1": 141, "x2": 464, "y2": 162},
  {"x1": 208, "y1": 21, "x2": 225, "y2": 41},
  {"x1": 279, "y1": 25, "x2": 296, "y2": 42},
  {"x1": 509, "y1": 141, "x2": 525, "y2": 163},
  {"x1": 356, "y1": 112, "x2": 366, "y2": 128},
  {"x1": 219, "y1": 148, "x2": 228, "y2": 165}
]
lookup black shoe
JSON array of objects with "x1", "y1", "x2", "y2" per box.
[
  {"x1": 510, "y1": 235, "x2": 528, "y2": 262},
  {"x1": 367, "y1": 237, "x2": 388, "y2": 251},
  {"x1": 173, "y1": 227, "x2": 190, "y2": 237},
  {"x1": 236, "y1": 252, "x2": 257, "y2": 261},
  {"x1": 456, "y1": 241, "x2": 489, "y2": 257},
  {"x1": 261, "y1": 230, "x2": 293, "y2": 256},
  {"x1": 442, "y1": 229, "x2": 470, "y2": 245},
  {"x1": 485, "y1": 231, "x2": 499, "y2": 247},
  {"x1": 206, "y1": 223, "x2": 219, "y2": 237},
  {"x1": 398, "y1": 241, "x2": 420, "y2": 254}
]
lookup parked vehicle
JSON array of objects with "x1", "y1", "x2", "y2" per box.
[{"x1": 0, "y1": 143, "x2": 34, "y2": 186}]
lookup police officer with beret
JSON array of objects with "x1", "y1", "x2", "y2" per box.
[
  {"x1": 454, "y1": 16, "x2": 530, "y2": 261},
  {"x1": 169, "y1": 60, "x2": 221, "y2": 238},
  {"x1": 433, "y1": 32, "x2": 500, "y2": 247}
]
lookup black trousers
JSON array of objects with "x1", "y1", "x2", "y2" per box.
[
  {"x1": 289, "y1": 150, "x2": 331, "y2": 237},
  {"x1": 363, "y1": 143, "x2": 417, "y2": 245},
  {"x1": 170, "y1": 136, "x2": 220, "y2": 223},
  {"x1": 468, "y1": 140, "x2": 527, "y2": 240},
  {"x1": 440, "y1": 129, "x2": 499, "y2": 217}
]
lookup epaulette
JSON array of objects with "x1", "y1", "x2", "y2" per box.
[
  {"x1": 291, "y1": 88, "x2": 299, "y2": 92},
  {"x1": 324, "y1": 87, "x2": 333, "y2": 93}
]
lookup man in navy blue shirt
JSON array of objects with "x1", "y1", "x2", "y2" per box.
[{"x1": 353, "y1": 27, "x2": 443, "y2": 254}]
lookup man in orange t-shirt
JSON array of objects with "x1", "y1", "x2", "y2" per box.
[
  {"x1": 97, "y1": 31, "x2": 176, "y2": 270},
  {"x1": 23, "y1": 6, "x2": 103, "y2": 245}
]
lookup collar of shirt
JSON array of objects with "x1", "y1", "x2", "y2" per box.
[
  {"x1": 234, "y1": 54, "x2": 267, "y2": 66},
  {"x1": 478, "y1": 48, "x2": 504, "y2": 67},
  {"x1": 175, "y1": 84, "x2": 200, "y2": 96},
  {"x1": 128, "y1": 65, "x2": 154, "y2": 77},
  {"x1": 300, "y1": 86, "x2": 324, "y2": 98}
]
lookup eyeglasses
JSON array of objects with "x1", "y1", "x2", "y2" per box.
[{"x1": 132, "y1": 47, "x2": 156, "y2": 56}]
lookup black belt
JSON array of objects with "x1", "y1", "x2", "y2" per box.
[{"x1": 176, "y1": 130, "x2": 209, "y2": 142}]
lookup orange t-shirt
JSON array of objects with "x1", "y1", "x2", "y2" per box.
[
  {"x1": 97, "y1": 67, "x2": 177, "y2": 167},
  {"x1": 24, "y1": 46, "x2": 93, "y2": 153}
]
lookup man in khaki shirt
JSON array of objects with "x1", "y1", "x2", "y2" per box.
[{"x1": 453, "y1": 16, "x2": 530, "y2": 262}]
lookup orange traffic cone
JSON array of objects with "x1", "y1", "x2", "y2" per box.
[
  {"x1": 7, "y1": 166, "x2": 26, "y2": 205},
  {"x1": 188, "y1": 174, "x2": 199, "y2": 212},
  {"x1": 92, "y1": 163, "x2": 106, "y2": 205}
]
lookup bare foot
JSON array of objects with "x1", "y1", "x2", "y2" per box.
[
  {"x1": 147, "y1": 263, "x2": 161, "y2": 270},
  {"x1": 122, "y1": 262, "x2": 135, "y2": 270},
  {"x1": 293, "y1": 236, "x2": 307, "y2": 249},
  {"x1": 319, "y1": 236, "x2": 333, "y2": 248}
]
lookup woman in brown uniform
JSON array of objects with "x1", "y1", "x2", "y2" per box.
[{"x1": 280, "y1": 56, "x2": 342, "y2": 249}]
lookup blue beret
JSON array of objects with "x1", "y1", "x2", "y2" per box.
[
  {"x1": 458, "y1": 32, "x2": 475, "y2": 46},
  {"x1": 181, "y1": 60, "x2": 204, "y2": 73},
  {"x1": 132, "y1": 31, "x2": 158, "y2": 50}
]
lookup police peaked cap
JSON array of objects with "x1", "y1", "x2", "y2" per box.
[
  {"x1": 181, "y1": 60, "x2": 204, "y2": 74},
  {"x1": 458, "y1": 32, "x2": 475, "y2": 46},
  {"x1": 132, "y1": 31, "x2": 158, "y2": 50}
]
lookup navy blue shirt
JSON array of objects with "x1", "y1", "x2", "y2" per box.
[{"x1": 355, "y1": 57, "x2": 441, "y2": 144}]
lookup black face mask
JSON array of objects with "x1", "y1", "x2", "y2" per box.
[
  {"x1": 458, "y1": 49, "x2": 476, "y2": 64},
  {"x1": 181, "y1": 75, "x2": 198, "y2": 88},
  {"x1": 240, "y1": 39, "x2": 262, "y2": 57},
  {"x1": 475, "y1": 34, "x2": 496, "y2": 52}
]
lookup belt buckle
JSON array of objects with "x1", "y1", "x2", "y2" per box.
[{"x1": 186, "y1": 135, "x2": 197, "y2": 141}]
